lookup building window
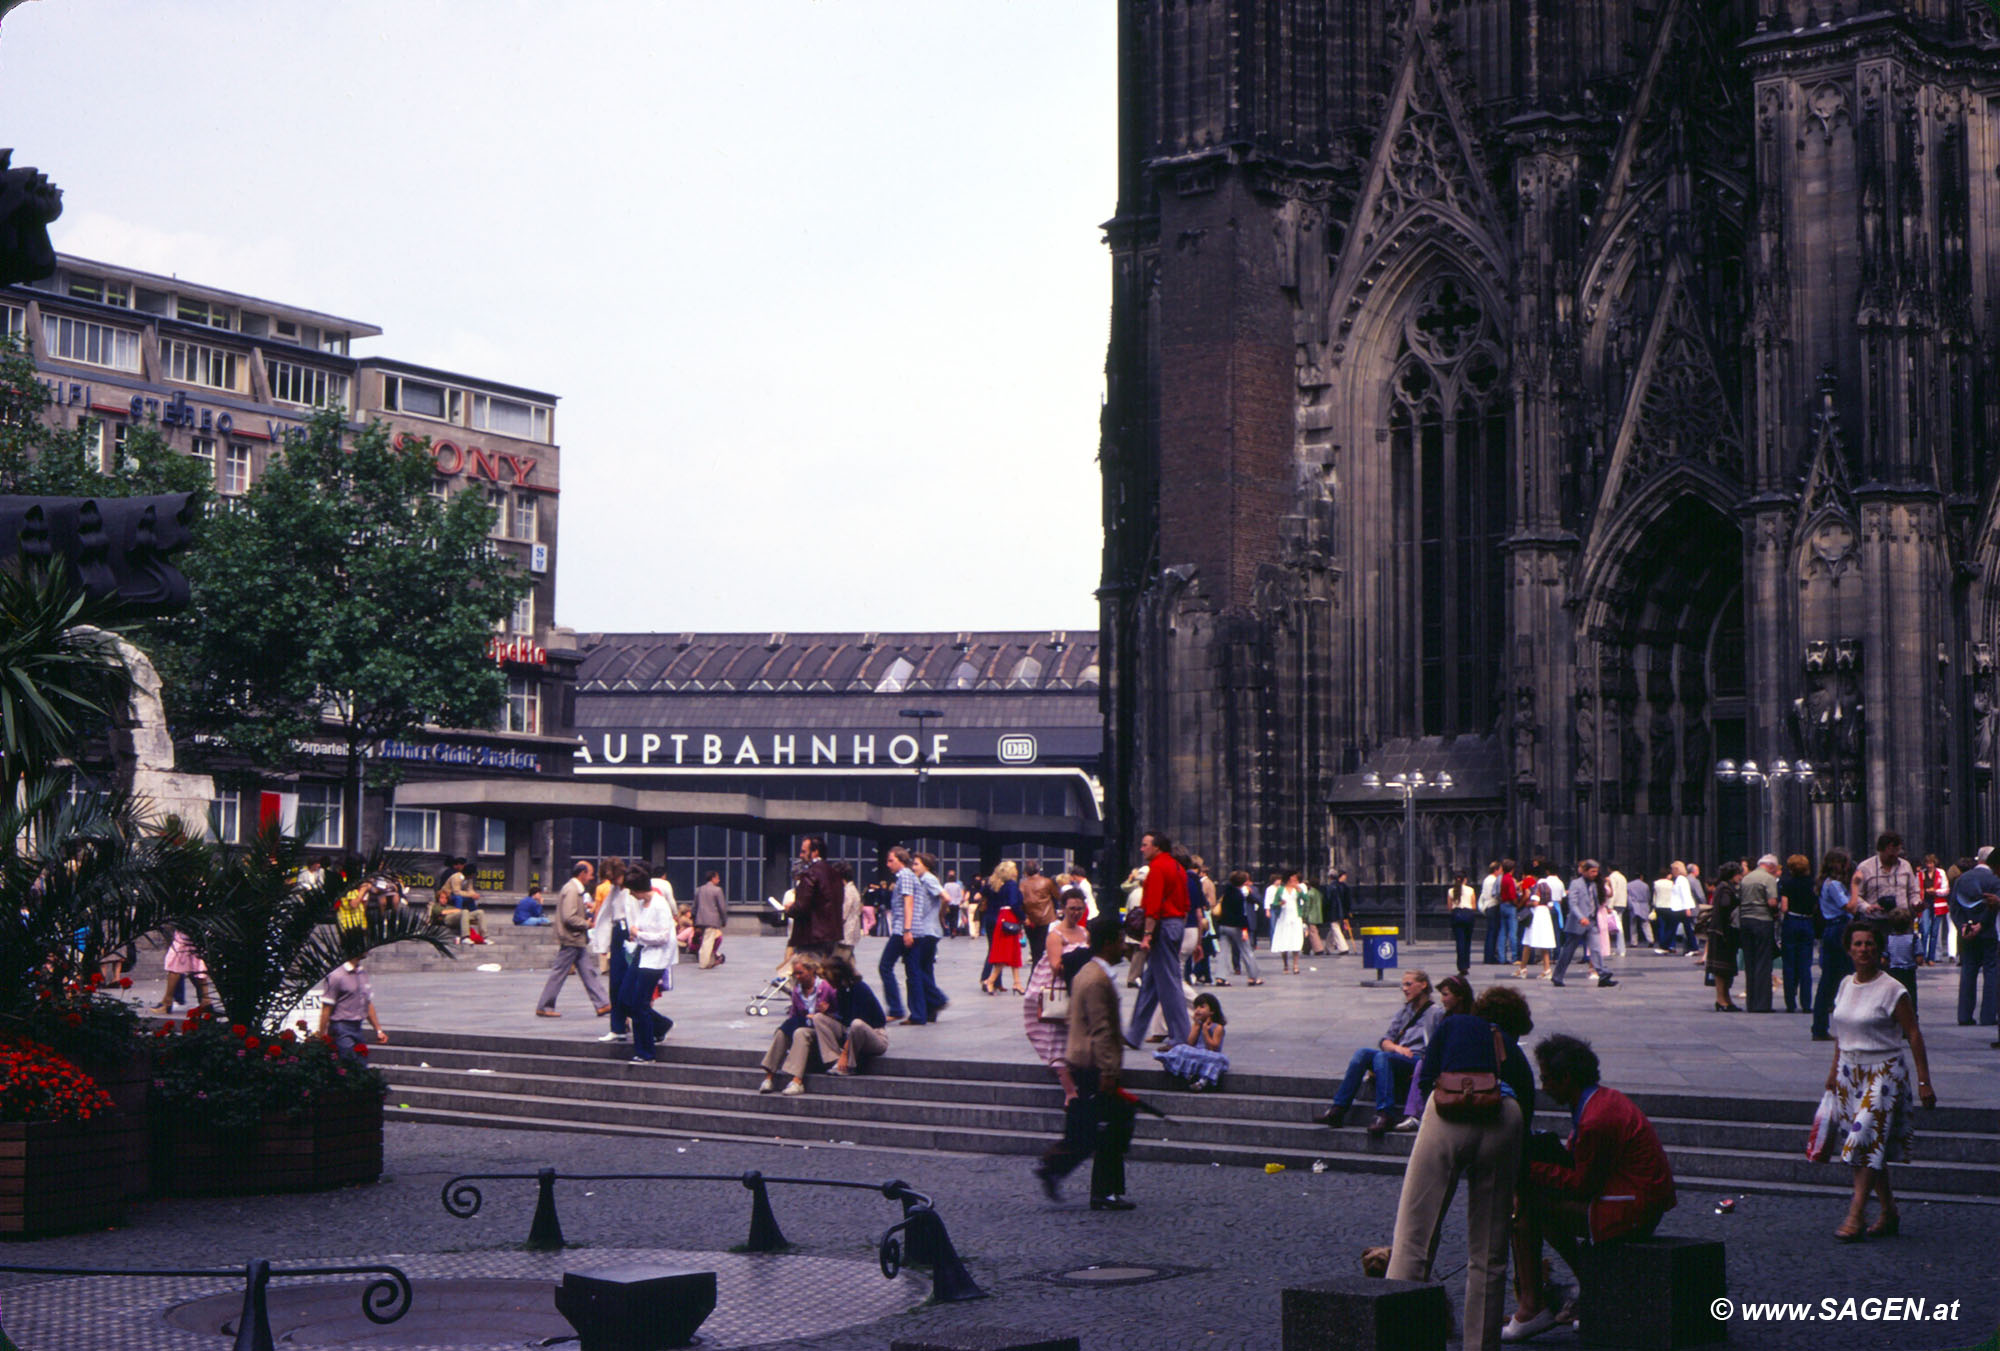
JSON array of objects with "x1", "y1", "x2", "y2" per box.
[
  {"x1": 471, "y1": 392, "x2": 551, "y2": 443},
  {"x1": 486, "y1": 487, "x2": 509, "y2": 539},
  {"x1": 382, "y1": 375, "x2": 460, "y2": 423},
  {"x1": 387, "y1": 806, "x2": 440, "y2": 853},
  {"x1": 189, "y1": 436, "x2": 216, "y2": 481},
  {"x1": 568, "y1": 820, "x2": 643, "y2": 868},
  {"x1": 209, "y1": 790, "x2": 241, "y2": 845},
  {"x1": 267, "y1": 359, "x2": 349, "y2": 409},
  {"x1": 41, "y1": 314, "x2": 141, "y2": 372},
  {"x1": 874, "y1": 657, "x2": 915, "y2": 694},
  {"x1": 511, "y1": 491, "x2": 537, "y2": 542},
  {"x1": 510, "y1": 590, "x2": 534, "y2": 635},
  {"x1": 430, "y1": 476, "x2": 449, "y2": 501},
  {"x1": 175, "y1": 298, "x2": 233, "y2": 328},
  {"x1": 297, "y1": 783, "x2": 344, "y2": 849},
  {"x1": 505, "y1": 676, "x2": 540, "y2": 734},
  {"x1": 67, "y1": 276, "x2": 131, "y2": 307},
  {"x1": 479, "y1": 817, "x2": 507, "y2": 856},
  {"x1": 221, "y1": 443, "x2": 252, "y2": 496},
  {"x1": 161, "y1": 337, "x2": 244, "y2": 392},
  {"x1": 1387, "y1": 273, "x2": 1509, "y2": 737},
  {"x1": 0, "y1": 303, "x2": 24, "y2": 339},
  {"x1": 1007, "y1": 656, "x2": 1043, "y2": 688}
]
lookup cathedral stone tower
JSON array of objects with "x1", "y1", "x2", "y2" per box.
[{"x1": 1100, "y1": 0, "x2": 2000, "y2": 893}]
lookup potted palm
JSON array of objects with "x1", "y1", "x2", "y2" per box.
[{"x1": 149, "y1": 827, "x2": 452, "y2": 1194}]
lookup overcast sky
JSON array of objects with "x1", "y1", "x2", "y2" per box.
[{"x1": 0, "y1": 1, "x2": 1115, "y2": 635}]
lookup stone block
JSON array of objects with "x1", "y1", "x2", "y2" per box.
[
  {"x1": 1281, "y1": 1276, "x2": 1449, "y2": 1351},
  {"x1": 554, "y1": 1266, "x2": 716, "y2": 1351},
  {"x1": 889, "y1": 1332, "x2": 1079, "y2": 1351},
  {"x1": 1575, "y1": 1236, "x2": 1727, "y2": 1349}
]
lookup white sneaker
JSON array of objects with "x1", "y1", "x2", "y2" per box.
[
  {"x1": 1391, "y1": 1116, "x2": 1420, "y2": 1133},
  {"x1": 1501, "y1": 1308, "x2": 1560, "y2": 1343},
  {"x1": 597, "y1": 1032, "x2": 628, "y2": 1043},
  {"x1": 758, "y1": 1075, "x2": 775, "y2": 1094},
  {"x1": 782, "y1": 1079, "x2": 807, "y2": 1096}
]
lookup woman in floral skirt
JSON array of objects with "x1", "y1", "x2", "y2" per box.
[
  {"x1": 1023, "y1": 890, "x2": 1090, "y2": 1099},
  {"x1": 1822, "y1": 921, "x2": 1936, "y2": 1241}
]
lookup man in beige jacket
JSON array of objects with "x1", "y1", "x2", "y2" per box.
[{"x1": 1033, "y1": 915, "x2": 1137, "y2": 1210}]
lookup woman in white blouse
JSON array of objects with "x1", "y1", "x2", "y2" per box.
[
  {"x1": 620, "y1": 870, "x2": 678, "y2": 1063},
  {"x1": 1822, "y1": 921, "x2": 1935, "y2": 1241}
]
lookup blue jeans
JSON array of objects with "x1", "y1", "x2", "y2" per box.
[
  {"x1": 1491, "y1": 905, "x2": 1519, "y2": 963},
  {"x1": 1960, "y1": 925, "x2": 1999, "y2": 1026},
  {"x1": 606, "y1": 932, "x2": 630, "y2": 1035},
  {"x1": 1330, "y1": 1046, "x2": 1414, "y2": 1113},
  {"x1": 618, "y1": 963, "x2": 670, "y2": 1059},
  {"x1": 1126, "y1": 917, "x2": 1191, "y2": 1048},
  {"x1": 906, "y1": 935, "x2": 944, "y2": 1024},
  {"x1": 1812, "y1": 919, "x2": 1851, "y2": 1037},
  {"x1": 1781, "y1": 915, "x2": 1816, "y2": 1011},
  {"x1": 877, "y1": 935, "x2": 909, "y2": 1018},
  {"x1": 1919, "y1": 908, "x2": 1944, "y2": 962}
]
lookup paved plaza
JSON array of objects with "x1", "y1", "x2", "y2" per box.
[
  {"x1": 9, "y1": 929, "x2": 1979, "y2": 1350},
  {"x1": 348, "y1": 930, "x2": 2000, "y2": 1111}
]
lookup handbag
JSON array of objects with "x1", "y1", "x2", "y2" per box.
[
  {"x1": 1805, "y1": 1088, "x2": 1841, "y2": 1163},
  {"x1": 1432, "y1": 1026, "x2": 1507, "y2": 1124},
  {"x1": 1000, "y1": 919, "x2": 1023, "y2": 936},
  {"x1": 1038, "y1": 977, "x2": 1071, "y2": 1021}
]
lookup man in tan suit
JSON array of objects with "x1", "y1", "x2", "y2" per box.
[{"x1": 1033, "y1": 914, "x2": 1138, "y2": 1210}]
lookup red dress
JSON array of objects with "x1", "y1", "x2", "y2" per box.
[{"x1": 986, "y1": 903, "x2": 1023, "y2": 968}]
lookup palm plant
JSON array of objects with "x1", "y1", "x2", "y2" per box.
[
  {"x1": 163, "y1": 820, "x2": 453, "y2": 1035},
  {"x1": 0, "y1": 559, "x2": 130, "y2": 797}
]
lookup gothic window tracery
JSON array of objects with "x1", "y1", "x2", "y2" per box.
[{"x1": 1388, "y1": 273, "x2": 1509, "y2": 737}]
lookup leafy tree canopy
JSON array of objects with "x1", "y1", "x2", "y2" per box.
[
  {"x1": 151, "y1": 408, "x2": 528, "y2": 818},
  {"x1": 0, "y1": 336, "x2": 210, "y2": 500}
]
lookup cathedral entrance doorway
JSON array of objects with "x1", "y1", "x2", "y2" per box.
[{"x1": 1584, "y1": 492, "x2": 1744, "y2": 873}]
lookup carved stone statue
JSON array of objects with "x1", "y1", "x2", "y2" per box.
[
  {"x1": 0, "y1": 149, "x2": 60, "y2": 287},
  {"x1": 0, "y1": 494, "x2": 198, "y2": 613},
  {"x1": 76, "y1": 627, "x2": 213, "y2": 834}
]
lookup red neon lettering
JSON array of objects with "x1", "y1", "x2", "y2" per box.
[
  {"x1": 466, "y1": 446, "x2": 501, "y2": 482},
  {"x1": 501, "y1": 453, "x2": 537, "y2": 485},
  {"x1": 433, "y1": 441, "x2": 464, "y2": 474}
]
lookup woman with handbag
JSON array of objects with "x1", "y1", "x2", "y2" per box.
[
  {"x1": 983, "y1": 884, "x2": 1027, "y2": 995},
  {"x1": 1385, "y1": 985, "x2": 1536, "y2": 1351},
  {"x1": 1023, "y1": 890, "x2": 1089, "y2": 1098}
]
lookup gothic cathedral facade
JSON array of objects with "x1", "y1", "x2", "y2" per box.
[{"x1": 1099, "y1": 0, "x2": 2000, "y2": 892}]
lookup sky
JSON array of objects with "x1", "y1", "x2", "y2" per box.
[{"x1": 0, "y1": 0, "x2": 1116, "y2": 635}]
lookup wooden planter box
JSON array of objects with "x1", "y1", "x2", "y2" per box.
[
  {"x1": 152, "y1": 1091, "x2": 383, "y2": 1196},
  {"x1": 77, "y1": 1050, "x2": 150, "y2": 1199},
  {"x1": 0, "y1": 1119, "x2": 126, "y2": 1236}
]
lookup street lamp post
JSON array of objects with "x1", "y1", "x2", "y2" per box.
[
  {"x1": 1362, "y1": 770, "x2": 1455, "y2": 946},
  {"x1": 1715, "y1": 758, "x2": 1814, "y2": 860},
  {"x1": 898, "y1": 708, "x2": 944, "y2": 809}
]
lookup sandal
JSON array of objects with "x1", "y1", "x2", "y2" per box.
[
  {"x1": 1834, "y1": 1219, "x2": 1867, "y2": 1243},
  {"x1": 1866, "y1": 1210, "x2": 1899, "y2": 1238},
  {"x1": 1247, "y1": 979, "x2": 1265, "y2": 986}
]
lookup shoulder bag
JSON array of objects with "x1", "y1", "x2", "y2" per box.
[
  {"x1": 1038, "y1": 975, "x2": 1072, "y2": 1021},
  {"x1": 1431, "y1": 1026, "x2": 1507, "y2": 1124}
]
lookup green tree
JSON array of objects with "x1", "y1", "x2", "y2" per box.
[{"x1": 156, "y1": 407, "x2": 528, "y2": 839}]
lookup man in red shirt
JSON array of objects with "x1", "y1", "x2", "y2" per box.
[
  {"x1": 1124, "y1": 830, "x2": 1192, "y2": 1050},
  {"x1": 1505, "y1": 1034, "x2": 1676, "y2": 1342}
]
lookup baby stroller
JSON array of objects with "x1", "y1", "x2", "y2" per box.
[{"x1": 745, "y1": 971, "x2": 793, "y2": 1017}]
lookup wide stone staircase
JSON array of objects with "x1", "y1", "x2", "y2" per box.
[{"x1": 375, "y1": 1028, "x2": 2000, "y2": 1205}]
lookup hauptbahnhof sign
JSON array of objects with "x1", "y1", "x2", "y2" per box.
[{"x1": 572, "y1": 726, "x2": 1097, "y2": 769}]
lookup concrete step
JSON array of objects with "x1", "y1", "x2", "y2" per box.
[{"x1": 376, "y1": 1039, "x2": 2000, "y2": 1199}]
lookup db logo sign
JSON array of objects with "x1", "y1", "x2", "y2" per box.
[{"x1": 996, "y1": 734, "x2": 1039, "y2": 764}]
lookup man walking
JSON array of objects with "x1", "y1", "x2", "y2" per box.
[
  {"x1": 1034, "y1": 915, "x2": 1138, "y2": 1210},
  {"x1": 1553, "y1": 860, "x2": 1616, "y2": 987},
  {"x1": 1625, "y1": 871, "x2": 1654, "y2": 951},
  {"x1": 1603, "y1": 864, "x2": 1629, "y2": 960},
  {"x1": 1324, "y1": 869, "x2": 1355, "y2": 955},
  {"x1": 880, "y1": 847, "x2": 923, "y2": 1025},
  {"x1": 1738, "y1": 854, "x2": 1781, "y2": 1012},
  {"x1": 320, "y1": 948, "x2": 386, "y2": 1058},
  {"x1": 1124, "y1": 831, "x2": 1192, "y2": 1050},
  {"x1": 537, "y1": 861, "x2": 610, "y2": 1019},
  {"x1": 692, "y1": 869, "x2": 728, "y2": 968}
]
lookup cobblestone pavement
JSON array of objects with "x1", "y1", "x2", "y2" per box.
[{"x1": 2, "y1": 1123, "x2": 1994, "y2": 1351}]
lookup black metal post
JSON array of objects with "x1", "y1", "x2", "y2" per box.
[
  {"x1": 231, "y1": 1259, "x2": 275, "y2": 1351},
  {"x1": 740, "y1": 1170, "x2": 789, "y2": 1252},
  {"x1": 527, "y1": 1167, "x2": 565, "y2": 1251}
]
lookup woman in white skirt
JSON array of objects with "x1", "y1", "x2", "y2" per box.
[
  {"x1": 1515, "y1": 865, "x2": 1558, "y2": 980},
  {"x1": 1822, "y1": 921, "x2": 1935, "y2": 1241},
  {"x1": 1269, "y1": 871, "x2": 1306, "y2": 974}
]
